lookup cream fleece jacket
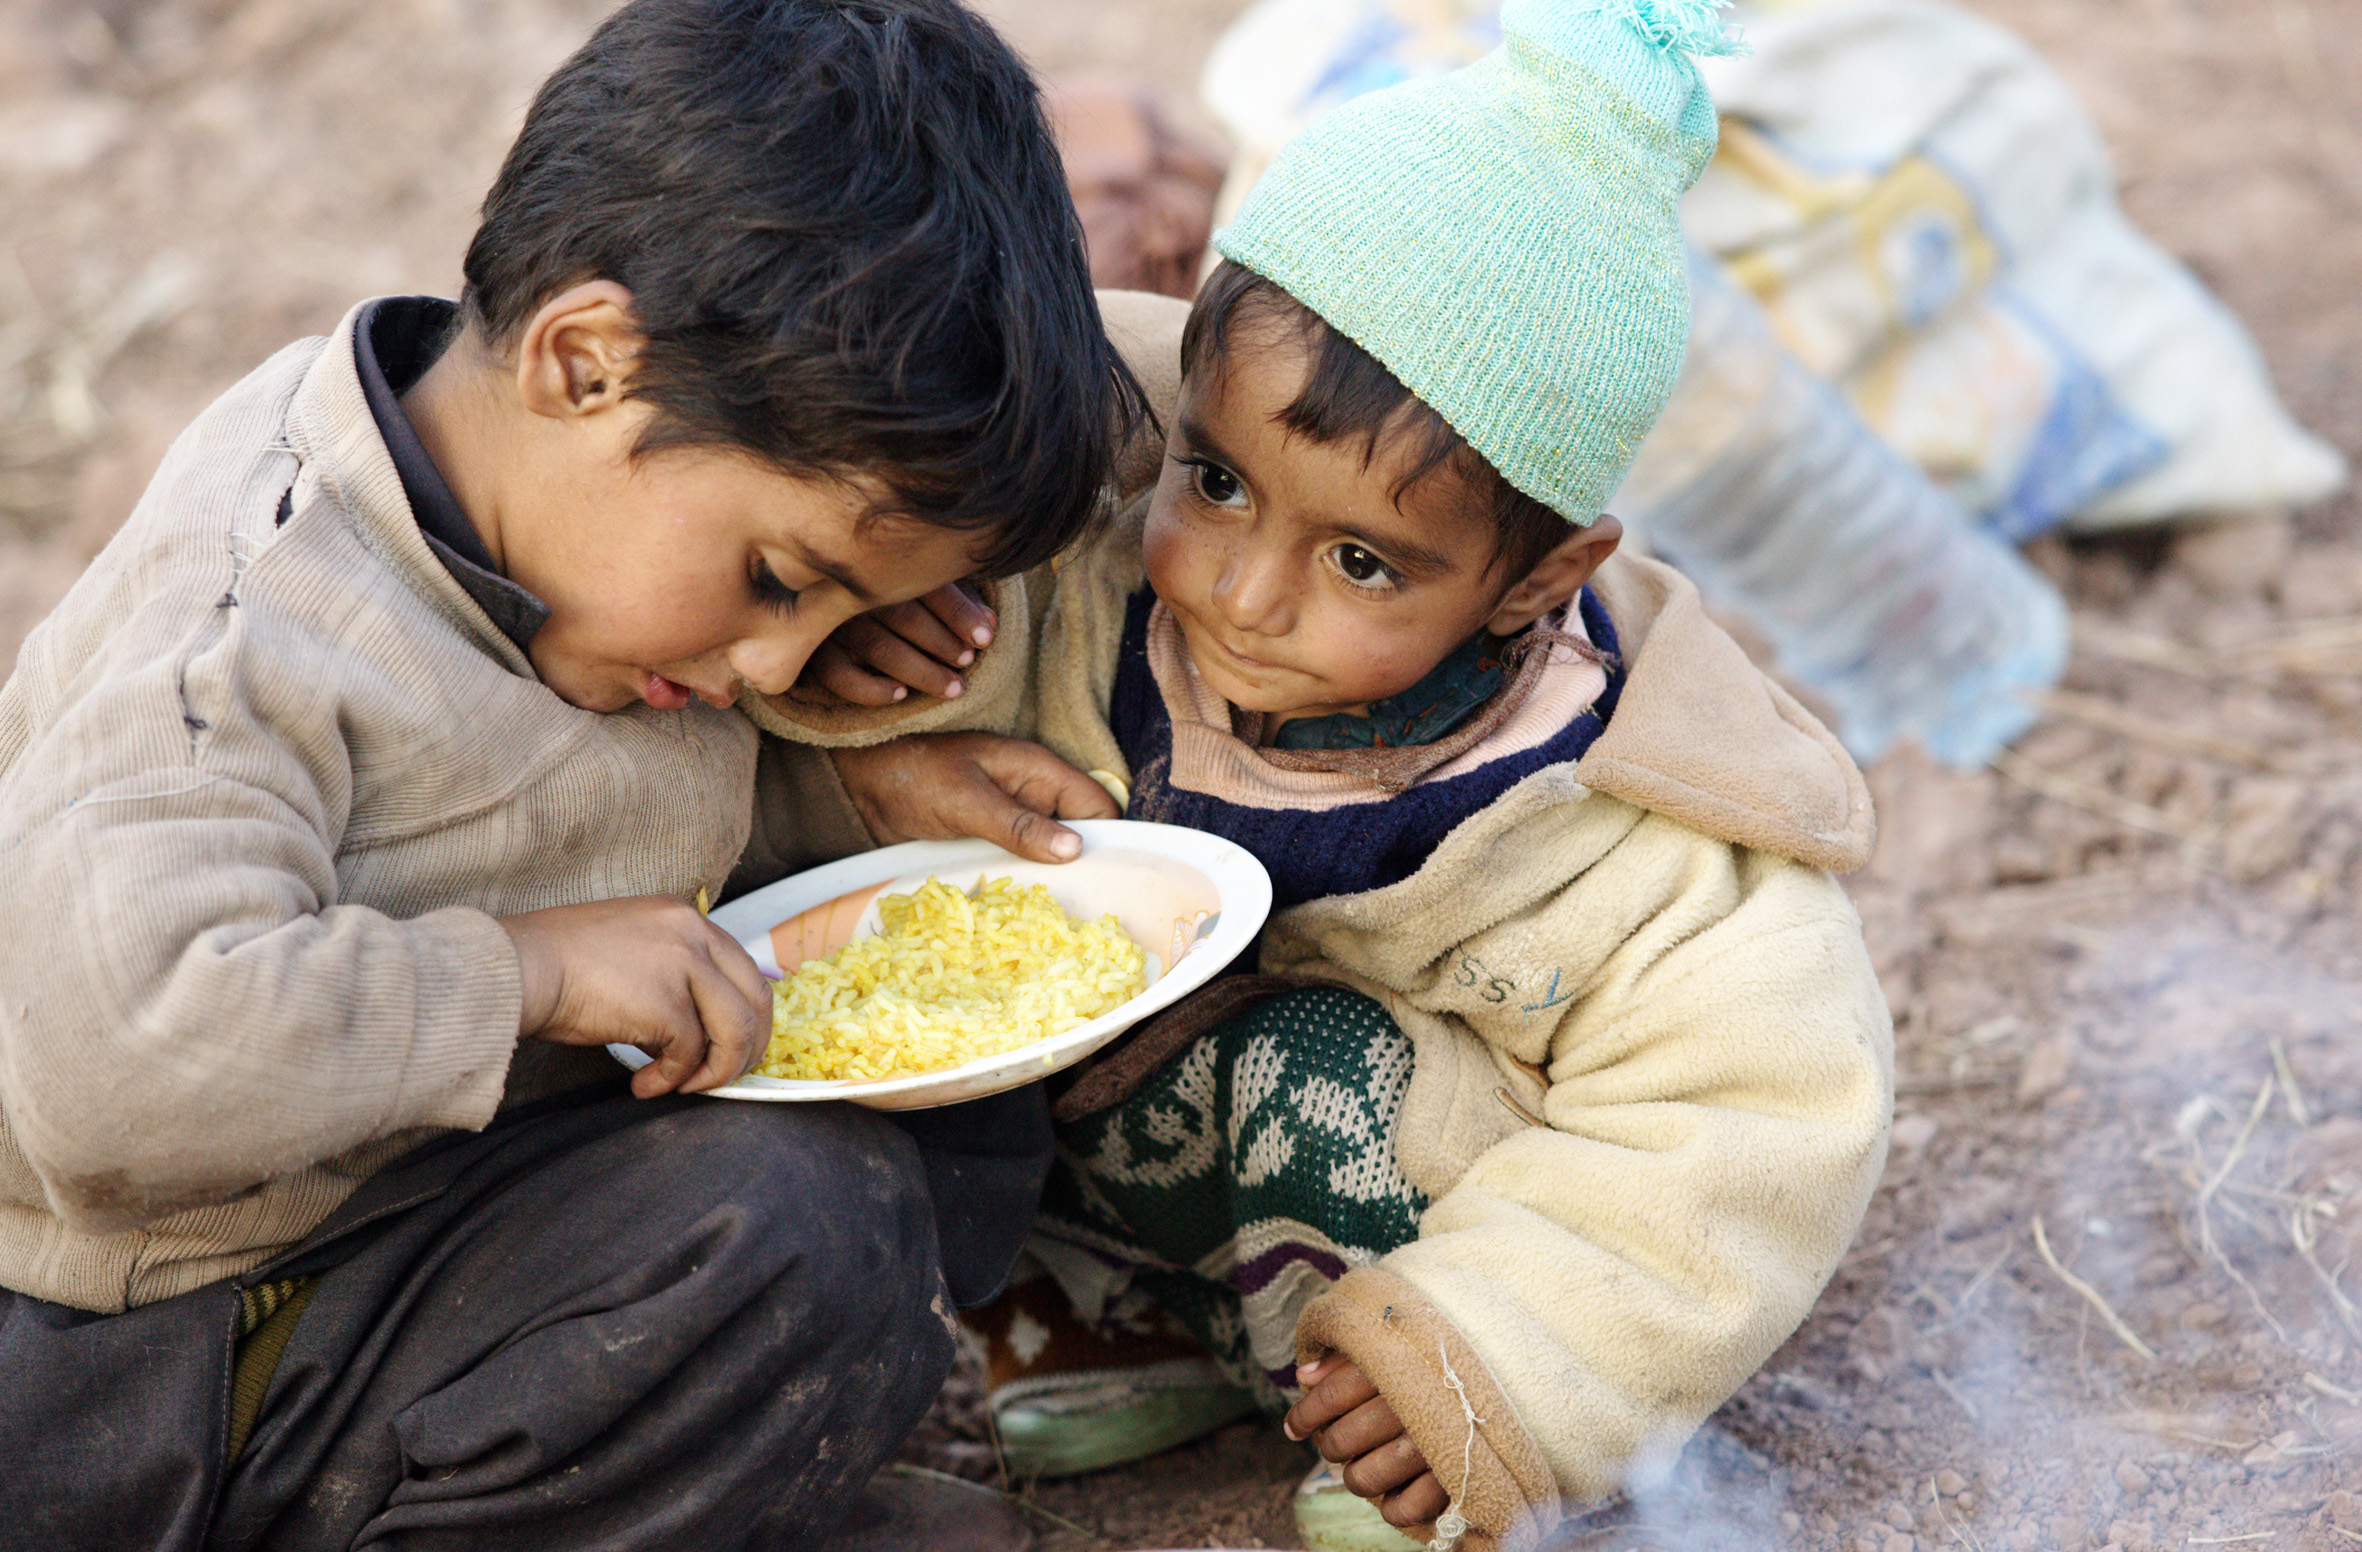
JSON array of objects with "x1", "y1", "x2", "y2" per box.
[
  {"x1": 1032, "y1": 511, "x2": 1891, "y2": 1549},
  {"x1": 0, "y1": 301, "x2": 868, "y2": 1313}
]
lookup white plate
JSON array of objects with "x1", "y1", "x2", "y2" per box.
[{"x1": 609, "y1": 820, "x2": 1272, "y2": 1110}]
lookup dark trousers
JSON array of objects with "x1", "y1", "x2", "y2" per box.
[{"x1": 0, "y1": 1081, "x2": 1050, "y2": 1551}]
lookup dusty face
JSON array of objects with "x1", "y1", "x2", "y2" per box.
[
  {"x1": 1142, "y1": 325, "x2": 1540, "y2": 732},
  {"x1": 398, "y1": 281, "x2": 989, "y2": 716},
  {"x1": 505, "y1": 445, "x2": 979, "y2": 715}
]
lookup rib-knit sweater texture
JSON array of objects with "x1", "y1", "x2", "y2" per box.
[{"x1": 0, "y1": 301, "x2": 791, "y2": 1313}]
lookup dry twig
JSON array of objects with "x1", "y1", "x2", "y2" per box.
[
  {"x1": 2077, "y1": 614, "x2": 2362, "y2": 679},
  {"x1": 1895, "y1": 1070, "x2": 2013, "y2": 1097},
  {"x1": 1930, "y1": 1368, "x2": 1981, "y2": 1424},
  {"x1": 2304, "y1": 1371, "x2": 2362, "y2": 1406},
  {"x1": 2037, "y1": 688, "x2": 2289, "y2": 772},
  {"x1": 2032, "y1": 1215, "x2": 2159, "y2": 1362},
  {"x1": 2108, "y1": 1414, "x2": 2252, "y2": 1451},
  {"x1": 1989, "y1": 748, "x2": 2214, "y2": 847},
  {"x1": 1924, "y1": 1474, "x2": 1985, "y2": 1552},
  {"x1": 2271, "y1": 1037, "x2": 2312, "y2": 1127},
  {"x1": 2291, "y1": 1216, "x2": 2362, "y2": 1343},
  {"x1": 2196, "y1": 1079, "x2": 2292, "y2": 1344},
  {"x1": 1955, "y1": 1244, "x2": 2014, "y2": 1315}
]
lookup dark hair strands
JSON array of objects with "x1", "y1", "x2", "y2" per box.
[
  {"x1": 463, "y1": 0, "x2": 1146, "y2": 577},
  {"x1": 1180, "y1": 259, "x2": 1571, "y2": 580}
]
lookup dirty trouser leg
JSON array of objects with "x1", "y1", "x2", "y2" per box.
[
  {"x1": 1, "y1": 1083, "x2": 1048, "y2": 1552},
  {"x1": 1037, "y1": 987, "x2": 1428, "y2": 1407},
  {"x1": 196, "y1": 1091, "x2": 958, "y2": 1552}
]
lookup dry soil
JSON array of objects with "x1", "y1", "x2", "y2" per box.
[{"x1": 2, "y1": 2, "x2": 2358, "y2": 1549}]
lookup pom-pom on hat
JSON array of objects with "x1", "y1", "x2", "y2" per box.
[{"x1": 1214, "y1": 0, "x2": 1743, "y2": 528}]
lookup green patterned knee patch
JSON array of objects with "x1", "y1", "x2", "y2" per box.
[{"x1": 1040, "y1": 987, "x2": 1427, "y2": 1398}]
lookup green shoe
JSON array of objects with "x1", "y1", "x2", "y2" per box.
[
  {"x1": 1292, "y1": 1460, "x2": 1427, "y2": 1552},
  {"x1": 965, "y1": 1275, "x2": 1259, "y2": 1479},
  {"x1": 993, "y1": 1359, "x2": 1259, "y2": 1477}
]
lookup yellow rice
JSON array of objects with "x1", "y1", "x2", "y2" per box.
[{"x1": 757, "y1": 876, "x2": 1147, "y2": 1082}]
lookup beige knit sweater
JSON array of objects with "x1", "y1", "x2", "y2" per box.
[{"x1": 0, "y1": 301, "x2": 867, "y2": 1314}]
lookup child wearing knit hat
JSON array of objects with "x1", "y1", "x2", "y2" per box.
[{"x1": 791, "y1": 2, "x2": 1893, "y2": 1545}]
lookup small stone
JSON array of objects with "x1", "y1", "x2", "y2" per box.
[
  {"x1": 2171, "y1": 508, "x2": 2294, "y2": 599},
  {"x1": 2328, "y1": 1490, "x2": 2362, "y2": 1531},
  {"x1": 2115, "y1": 1458, "x2": 2150, "y2": 1495},
  {"x1": 1990, "y1": 831, "x2": 2052, "y2": 884},
  {"x1": 1939, "y1": 1175, "x2": 2016, "y2": 1240},
  {"x1": 1910, "y1": 1331, "x2": 1961, "y2": 1371},
  {"x1": 1956, "y1": 1493, "x2": 1978, "y2": 1515},
  {"x1": 2017, "y1": 1037, "x2": 2075, "y2": 1107},
  {"x1": 1884, "y1": 1536, "x2": 1915, "y2": 1552},
  {"x1": 1885, "y1": 1504, "x2": 1916, "y2": 1532},
  {"x1": 1780, "y1": 1511, "x2": 1804, "y2": 1534},
  {"x1": 2180, "y1": 1301, "x2": 2230, "y2": 1331},
  {"x1": 1893, "y1": 1113, "x2": 1938, "y2": 1153},
  {"x1": 1934, "y1": 1469, "x2": 1968, "y2": 1496},
  {"x1": 2217, "y1": 777, "x2": 2314, "y2": 884}
]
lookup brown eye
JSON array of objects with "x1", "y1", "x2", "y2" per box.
[
  {"x1": 1335, "y1": 544, "x2": 1389, "y2": 583},
  {"x1": 1192, "y1": 461, "x2": 1243, "y2": 505}
]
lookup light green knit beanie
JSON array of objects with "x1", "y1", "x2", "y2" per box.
[{"x1": 1214, "y1": 0, "x2": 1742, "y2": 528}]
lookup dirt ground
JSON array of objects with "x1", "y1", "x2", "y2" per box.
[{"x1": 4, "y1": 1, "x2": 2360, "y2": 1549}]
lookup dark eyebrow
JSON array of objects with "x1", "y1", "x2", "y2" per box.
[
  {"x1": 1341, "y1": 525, "x2": 1458, "y2": 579},
  {"x1": 1176, "y1": 416, "x2": 1252, "y2": 485},
  {"x1": 796, "y1": 543, "x2": 884, "y2": 607}
]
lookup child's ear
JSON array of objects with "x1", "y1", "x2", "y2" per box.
[
  {"x1": 514, "y1": 281, "x2": 645, "y2": 422},
  {"x1": 1486, "y1": 516, "x2": 1622, "y2": 636}
]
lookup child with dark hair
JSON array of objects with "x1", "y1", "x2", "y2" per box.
[
  {"x1": 802, "y1": 3, "x2": 1894, "y2": 1546},
  {"x1": 0, "y1": 2, "x2": 1149, "y2": 1547}
]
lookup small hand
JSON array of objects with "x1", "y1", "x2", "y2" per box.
[
  {"x1": 499, "y1": 896, "x2": 772, "y2": 1098},
  {"x1": 1285, "y1": 1356, "x2": 1450, "y2": 1532},
  {"x1": 832, "y1": 732, "x2": 1119, "y2": 865},
  {"x1": 797, "y1": 582, "x2": 998, "y2": 706}
]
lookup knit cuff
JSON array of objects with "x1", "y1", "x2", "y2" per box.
[{"x1": 1296, "y1": 1267, "x2": 1562, "y2": 1552}]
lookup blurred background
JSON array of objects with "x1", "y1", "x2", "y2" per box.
[{"x1": 5, "y1": 2, "x2": 2361, "y2": 1548}]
